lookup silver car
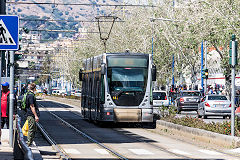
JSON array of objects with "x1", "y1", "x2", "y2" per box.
[{"x1": 197, "y1": 95, "x2": 231, "y2": 119}]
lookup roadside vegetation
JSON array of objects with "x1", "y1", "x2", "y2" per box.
[
  {"x1": 36, "y1": 93, "x2": 81, "y2": 100},
  {"x1": 55, "y1": 0, "x2": 240, "y2": 91},
  {"x1": 159, "y1": 106, "x2": 240, "y2": 137}
]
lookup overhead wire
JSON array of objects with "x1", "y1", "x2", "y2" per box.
[{"x1": 7, "y1": 1, "x2": 156, "y2": 7}]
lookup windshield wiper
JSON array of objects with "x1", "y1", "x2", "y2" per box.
[{"x1": 114, "y1": 88, "x2": 124, "y2": 97}]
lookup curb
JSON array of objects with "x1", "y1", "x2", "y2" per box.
[{"x1": 156, "y1": 120, "x2": 240, "y2": 148}]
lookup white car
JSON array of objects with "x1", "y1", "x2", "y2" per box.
[
  {"x1": 52, "y1": 90, "x2": 61, "y2": 96},
  {"x1": 198, "y1": 95, "x2": 231, "y2": 119},
  {"x1": 153, "y1": 90, "x2": 169, "y2": 115},
  {"x1": 74, "y1": 90, "x2": 81, "y2": 97},
  {"x1": 71, "y1": 90, "x2": 75, "y2": 95}
]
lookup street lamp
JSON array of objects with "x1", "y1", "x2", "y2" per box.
[{"x1": 95, "y1": 16, "x2": 118, "y2": 53}]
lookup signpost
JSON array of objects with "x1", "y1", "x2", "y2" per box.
[{"x1": 0, "y1": 15, "x2": 19, "y2": 147}]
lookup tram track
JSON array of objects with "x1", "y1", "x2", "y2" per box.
[
  {"x1": 38, "y1": 100, "x2": 193, "y2": 159},
  {"x1": 37, "y1": 99, "x2": 240, "y2": 160},
  {"x1": 38, "y1": 102, "x2": 128, "y2": 160}
]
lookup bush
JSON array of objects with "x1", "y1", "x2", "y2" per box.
[{"x1": 162, "y1": 114, "x2": 240, "y2": 137}]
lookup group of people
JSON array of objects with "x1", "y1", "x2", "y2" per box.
[{"x1": 0, "y1": 82, "x2": 40, "y2": 146}]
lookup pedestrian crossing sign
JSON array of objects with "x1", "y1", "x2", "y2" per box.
[{"x1": 0, "y1": 15, "x2": 19, "y2": 50}]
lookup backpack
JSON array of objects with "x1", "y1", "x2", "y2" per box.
[{"x1": 21, "y1": 91, "x2": 34, "y2": 111}]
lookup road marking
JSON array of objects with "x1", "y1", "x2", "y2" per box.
[
  {"x1": 129, "y1": 149, "x2": 154, "y2": 155},
  {"x1": 198, "y1": 149, "x2": 222, "y2": 155},
  {"x1": 228, "y1": 148, "x2": 240, "y2": 153},
  {"x1": 94, "y1": 149, "x2": 109, "y2": 155},
  {"x1": 64, "y1": 149, "x2": 81, "y2": 154},
  {"x1": 170, "y1": 149, "x2": 192, "y2": 155}
]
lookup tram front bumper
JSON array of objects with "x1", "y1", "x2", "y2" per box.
[
  {"x1": 114, "y1": 108, "x2": 141, "y2": 122},
  {"x1": 114, "y1": 108, "x2": 153, "y2": 122},
  {"x1": 100, "y1": 108, "x2": 153, "y2": 122}
]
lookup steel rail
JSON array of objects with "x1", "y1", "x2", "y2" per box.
[
  {"x1": 43, "y1": 101, "x2": 190, "y2": 159},
  {"x1": 38, "y1": 103, "x2": 128, "y2": 160},
  {"x1": 40, "y1": 100, "x2": 240, "y2": 159},
  {"x1": 36, "y1": 122, "x2": 71, "y2": 160}
]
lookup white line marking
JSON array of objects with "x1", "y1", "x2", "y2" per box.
[
  {"x1": 228, "y1": 148, "x2": 240, "y2": 153},
  {"x1": 129, "y1": 149, "x2": 154, "y2": 155},
  {"x1": 170, "y1": 149, "x2": 192, "y2": 156},
  {"x1": 94, "y1": 149, "x2": 109, "y2": 155},
  {"x1": 198, "y1": 149, "x2": 222, "y2": 155},
  {"x1": 64, "y1": 149, "x2": 81, "y2": 154}
]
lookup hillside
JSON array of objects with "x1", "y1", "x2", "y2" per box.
[{"x1": 6, "y1": 0, "x2": 123, "y2": 39}]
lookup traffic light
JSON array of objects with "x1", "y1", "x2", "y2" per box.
[
  {"x1": 14, "y1": 54, "x2": 22, "y2": 61},
  {"x1": 202, "y1": 68, "x2": 208, "y2": 79},
  {"x1": 23, "y1": 27, "x2": 30, "y2": 34},
  {"x1": 19, "y1": 34, "x2": 22, "y2": 41},
  {"x1": 229, "y1": 34, "x2": 238, "y2": 66}
]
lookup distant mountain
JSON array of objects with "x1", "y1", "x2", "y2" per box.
[{"x1": 7, "y1": 0, "x2": 123, "y2": 40}]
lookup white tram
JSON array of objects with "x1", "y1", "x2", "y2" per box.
[{"x1": 79, "y1": 52, "x2": 156, "y2": 123}]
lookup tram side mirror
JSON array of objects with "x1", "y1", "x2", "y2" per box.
[
  {"x1": 152, "y1": 64, "x2": 156, "y2": 81},
  {"x1": 79, "y1": 69, "x2": 83, "y2": 81},
  {"x1": 101, "y1": 63, "x2": 106, "y2": 75}
]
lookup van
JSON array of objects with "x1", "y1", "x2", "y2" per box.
[
  {"x1": 153, "y1": 90, "x2": 169, "y2": 115},
  {"x1": 153, "y1": 90, "x2": 169, "y2": 107}
]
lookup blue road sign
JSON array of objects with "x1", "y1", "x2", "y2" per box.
[{"x1": 0, "y1": 15, "x2": 19, "y2": 50}]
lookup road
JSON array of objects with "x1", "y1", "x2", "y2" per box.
[{"x1": 34, "y1": 99, "x2": 240, "y2": 160}]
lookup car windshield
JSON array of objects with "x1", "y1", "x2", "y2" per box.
[
  {"x1": 153, "y1": 92, "x2": 166, "y2": 100},
  {"x1": 208, "y1": 96, "x2": 227, "y2": 100},
  {"x1": 182, "y1": 92, "x2": 201, "y2": 96}
]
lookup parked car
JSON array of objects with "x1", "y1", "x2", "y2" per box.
[
  {"x1": 74, "y1": 90, "x2": 81, "y2": 97},
  {"x1": 197, "y1": 95, "x2": 231, "y2": 119},
  {"x1": 175, "y1": 90, "x2": 202, "y2": 114},
  {"x1": 71, "y1": 90, "x2": 75, "y2": 95},
  {"x1": 153, "y1": 90, "x2": 169, "y2": 106},
  {"x1": 52, "y1": 90, "x2": 61, "y2": 96},
  {"x1": 153, "y1": 90, "x2": 170, "y2": 115}
]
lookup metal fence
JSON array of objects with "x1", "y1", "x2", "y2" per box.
[{"x1": 14, "y1": 115, "x2": 34, "y2": 160}]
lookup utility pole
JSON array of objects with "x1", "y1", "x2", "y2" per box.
[
  {"x1": 230, "y1": 34, "x2": 237, "y2": 136},
  {"x1": 172, "y1": 54, "x2": 174, "y2": 89},
  {"x1": 0, "y1": 0, "x2": 6, "y2": 142},
  {"x1": 204, "y1": 41, "x2": 207, "y2": 95},
  {"x1": 201, "y1": 41, "x2": 204, "y2": 93},
  {"x1": 9, "y1": 51, "x2": 14, "y2": 147}
]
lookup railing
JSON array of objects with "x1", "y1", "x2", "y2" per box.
[{"x1": 16, "y1": 115, "x2": 34, "y2": 160}]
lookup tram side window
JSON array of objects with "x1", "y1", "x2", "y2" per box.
[{"x1": 100, "y1": 75, "x2": 105, "y2": 103}]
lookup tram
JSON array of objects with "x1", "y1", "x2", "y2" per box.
[{"x1": 79, "y1": 52, "x2": 156, "y2": 123}]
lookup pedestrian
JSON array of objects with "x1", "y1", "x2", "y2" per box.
[
  {"x1": 209, "y1": 87, "x2": 214, "y2": 94},
  {"x1": 26, "y1": 83, "x2": 40, "y2": 146},
  {"x1": 1, "y1": 82, "x2": 17, "y2": 129},
  {"x1": 0, "y1": 82, "x2": 17, "y2": 145}
]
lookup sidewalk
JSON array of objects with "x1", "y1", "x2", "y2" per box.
[{"x1": 0, "y1": 129, "x2": 14, "y2": 160}]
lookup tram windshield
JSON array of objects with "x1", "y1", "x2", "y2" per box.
[{"x1": 107, "y1": 56, "x2": 149, "y2": 106}]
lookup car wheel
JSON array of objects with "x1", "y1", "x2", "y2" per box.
[{"x1": 203, "y1": 115, "x2": 207, "y2": 119}]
